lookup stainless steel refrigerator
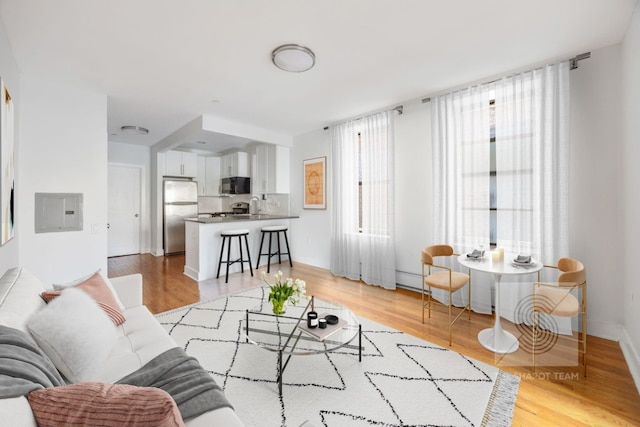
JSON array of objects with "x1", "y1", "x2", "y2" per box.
[{"x1": 163, "y1": 180, "x2": 198, "y2": 255}]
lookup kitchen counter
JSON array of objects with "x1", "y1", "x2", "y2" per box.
[
  {"x1": 184, "y1": 214, "x2": 298, "y2": 281},
  {"x1": 186, "y1": 214, "x2": 299, "y2": 224}
]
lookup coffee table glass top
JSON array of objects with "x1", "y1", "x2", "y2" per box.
[{"x1": 243, "y1": 296, "x2": 360, "y2": 356}]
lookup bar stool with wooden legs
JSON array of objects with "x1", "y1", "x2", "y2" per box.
[
  {"x1": 255, "y1": 225, "x2": 292, "y2": 273},
  {"x1": 216, "y1": 229, "x2": 253, "y2": 283}
]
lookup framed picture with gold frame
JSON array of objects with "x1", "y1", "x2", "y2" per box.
[{"x1": 303, "y1": 156, "x2": 326, "y2": 209}]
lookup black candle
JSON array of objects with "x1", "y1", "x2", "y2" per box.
[{"x1": 307, "y1": 311, "x2": 318, "y2": 328}]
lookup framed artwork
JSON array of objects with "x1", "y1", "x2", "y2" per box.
[
  {"x1": 303, "y1": 156, "x2": 326, "y2": 209},
  {"x1": 0, "y1": 77, "x2": 15, "y2": 245}
]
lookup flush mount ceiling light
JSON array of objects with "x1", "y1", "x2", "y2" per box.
[
  {"x1": 272, "y1": 44, "x2": 315, "y2": 72},
  {"x1": 120, "y1": 125, "x2": 149, "y2": 135}
]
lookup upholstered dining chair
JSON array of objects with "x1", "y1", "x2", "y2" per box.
[
  {"x1": 421, "y1": 245, "x2": 471, "y2": 346},
  {"x1": 532, "y1": 257, "x2": 587, "y2": 377}
]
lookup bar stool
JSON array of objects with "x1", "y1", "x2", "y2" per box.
[
  {"x1": 255, "y1": 225, "x2": 293, "y2": 273},
  {"x1": 216, "y1": 229, "x2": 253, "y2": 283}
]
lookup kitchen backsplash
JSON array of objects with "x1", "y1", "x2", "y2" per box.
[{"x1": 198, "y1": 194, "x2": 290, "y2": 215}]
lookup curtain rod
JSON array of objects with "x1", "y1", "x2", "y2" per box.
[
  {"x1": 323, "y1": 105, "x2": 403, "y2": 130},
  {"x1": 421, "y1": 51, "x2": 591, "y2": 104}
]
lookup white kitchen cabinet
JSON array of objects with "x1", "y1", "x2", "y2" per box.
[
  {"x1": 220, "y1": 151, "x2": 249, "y2": 178},
  {"x1": 255, "y1": 144, "x2": 290, "y2": 194},
  {"x1": 196, "y1": 157, "x2": 206, "y2": 196},
  {"x1": 197, "y1": 156, "x2": 221, "y2": 196},
  {"x1": 165, "y1": 150, "x2": 197, "y2": 178}
]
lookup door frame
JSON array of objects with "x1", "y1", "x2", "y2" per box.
[{"x1": 108, "y1": 162, "x2": 149, "y2": 255}]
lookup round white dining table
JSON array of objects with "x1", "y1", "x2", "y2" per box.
[{"x1": 457, "y1": 253, "x2": 543, "y2": 354}]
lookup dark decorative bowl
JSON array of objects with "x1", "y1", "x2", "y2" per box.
[{"x1": 324, "y1": 314, "x2": 339, "y2": 325}]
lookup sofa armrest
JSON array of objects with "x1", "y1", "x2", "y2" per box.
[{"x1": 108, "y1": 274, "x2": 143, "y2": 308}]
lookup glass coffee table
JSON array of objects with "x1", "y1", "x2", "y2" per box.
[{"x1": 243, "y1": 295, "x2": 362, "y2": 396}]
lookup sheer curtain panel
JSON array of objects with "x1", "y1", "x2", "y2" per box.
[
  {"x1": 432, "y1": 85, "x2": 493, "y2": 313},
  {"x1": 330, "y1": 111, "x2": 396, "y2": 289},
  {"x1": 495, "y1": 61, "x2": 571, "y2": 331},
  {"x1": 430, "y1": 61, "x2": 570, "y2": 327}
]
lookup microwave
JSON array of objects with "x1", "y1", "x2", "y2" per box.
[{"x1": 221, "y1": 177, "x2": 251, "y2": 195}]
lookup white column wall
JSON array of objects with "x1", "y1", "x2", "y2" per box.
[
  {"x1": 621, "y1": 0, "x2": 640, "y2": 392},
  {"x1": 18, "y1": 76, "x2": 108, "y2": 283},
  {"x1": 569, "y1": 45, "x2": 625, "y2": 339},
  {"x1": 289, "y1": 130, "x2": 331, "y2": 269},
  {"x1": 393, "y1": 99, "x2": 432, "y2": 286}
]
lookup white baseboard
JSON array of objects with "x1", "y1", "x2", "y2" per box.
[
  {"x1": 396, "y1": 270, "x2": 421, "y2": 290},
  {"x1": 587, "y1": 319, "x2": 624, "y2": 341},
  {"x1": 619, "y1": 327, "x2": 640, "y2": 395},
  {"x1": 183, "y1": 266, "x2": 201, "y2": 282}
]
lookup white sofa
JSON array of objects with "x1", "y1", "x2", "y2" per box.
[{"x1": 0, "y1": 267, "x2": 245, "y2": 426}]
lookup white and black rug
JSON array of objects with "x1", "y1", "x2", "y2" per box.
[{"x1": 156, "y1": 286, "x2": 519, "y2": 427}]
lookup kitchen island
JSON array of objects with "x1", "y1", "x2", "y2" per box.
[{"x1": 184, "y1": 214, "x2": 299, "y2": 281}]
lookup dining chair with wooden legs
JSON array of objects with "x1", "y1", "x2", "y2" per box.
[
  {"x1": 421, "y1": 245, "x2": 471, "y2": 346},
  {"x1": 532, "y1": 257, "x2": 587, "y2": 377}
]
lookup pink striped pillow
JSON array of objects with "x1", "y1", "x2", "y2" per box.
[
  {"x1": 41, "y1": 272, "x2": 126, "y2": 325},
  {"x1": 27, "y1": 382, "x2": 185, "y2": 427}
]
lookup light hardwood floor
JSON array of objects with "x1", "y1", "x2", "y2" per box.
[{"x1": 108, "y1": 254, "x2": 640, "y2": 426}]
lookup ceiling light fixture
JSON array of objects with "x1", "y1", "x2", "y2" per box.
[
  {"x1": 272, "y1": 44, "x2": 315, "y2": 73},
  {"x1": 120, "y1": 125, "x2": 149, "y2": 135}
]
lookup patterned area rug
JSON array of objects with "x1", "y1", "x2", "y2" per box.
[{"x1": 156, "y1": 286, "x2": 519, "y2": 427}]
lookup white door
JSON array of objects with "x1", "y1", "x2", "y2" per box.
[{"x1": 108, "y1": 165, "x2": 141, "y2": 257}]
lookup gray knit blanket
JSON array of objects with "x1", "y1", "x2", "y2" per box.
[
  {"x1": 117, "y1": 346, "x2": 233, "y2": 420},
  {"x1": 0, "y1": 325, "x2": 64, "y2": 398}
]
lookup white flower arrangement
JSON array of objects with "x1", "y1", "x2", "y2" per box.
[{"x1": 262, "y1": 270, "x2": 307, "y2": 314}]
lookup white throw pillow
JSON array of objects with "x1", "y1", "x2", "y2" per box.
[
  {"x1": 53, "y1": 269, "x2": 125, "y2": 310},
  {"x1": 26, "y1": 287, "x2": 118, "y2": 383}
]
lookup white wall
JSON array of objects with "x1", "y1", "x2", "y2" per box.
[
  {"x1": 289, "y1": 129, "x2": 331, "y2": 269},
  {"x1": 621, "y1": 0, "x2": 640, "y2": 391},
  {"x1": 108, "y1": 141, "x2": 150, "y2": 167},
  {"x1": 570, "y1": 45, "x2": 625, "y2": 339},
  {"x1": 290, "y1": 46, "x2": 628, "y2": 344},
  {"x1": 108, "y1": 141, "x2": 151, "y2": 253},
  {"x1": 0, "y1": 19, "x2": 20, "y2": 274},
  {"x1": 393, "y1": 99, "x2": 432, "y2": 286},
  {"x1": 18, "y1": 76, "x2": 108, "y2": 283}
]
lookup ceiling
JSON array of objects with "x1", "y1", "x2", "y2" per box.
[{"x1": 0, "y1": 0, "x2": 636, "y2": 153}]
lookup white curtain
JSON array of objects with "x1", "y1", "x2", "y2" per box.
[
  {"x1": 431, "y1": 61, "x2": 571, "y2": 329},
  {"x1": 330, "y1": 111, "x2": 396, "y2": 289},
  {"x1": 495, "y1": 61, "x2": 571, "y2": 332},
  {"x1": 432, "y1": 85, "x2": 493, "y2": 313}
]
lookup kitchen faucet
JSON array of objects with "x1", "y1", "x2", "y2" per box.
[{"x1": 249, "y1": 196, "x2": 261, "y2": 214}]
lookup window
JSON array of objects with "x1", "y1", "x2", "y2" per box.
[
  {"x1": 330, "y1": 110, "x2": 396, "y2": 289},
  {"x1": 357, "y1": 131, "x2": 392, "y2": 236},
  {"x1": 490, "y1": 99, "x2": 496, "y2": 246}
]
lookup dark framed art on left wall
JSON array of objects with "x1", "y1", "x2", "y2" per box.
[{"x1": 1, "y1": 77, "x2": 15, "y2": 245}]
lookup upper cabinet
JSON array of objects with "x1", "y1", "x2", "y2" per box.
[
  {"x1": 220, "y1": 151, "x2": 249, "y2": 178},
  {"x1": 254, "y1": 144, "x2": 290, "y2": 194},
  {"x1": 165, "y1": 150, "x2": 198, "y2": 178},
  {"x1": 197, "y1": 156, "x2": 221, "y2": 196}
]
